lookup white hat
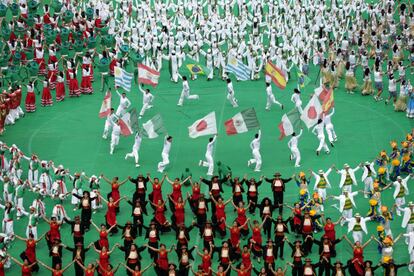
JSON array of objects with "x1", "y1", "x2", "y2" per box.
[
  {"x1": 355, "y1": 213, "x2": 361, "y2": 217},
  {"x1": 318, "y1": 169, "x2": 324, "y2": 174},
  {"x1": 364, "y1": 161, "x2": 370, "y2": 165},
  {"x1": 344, "y1": 163, "x2": 350, "y2": 168}
]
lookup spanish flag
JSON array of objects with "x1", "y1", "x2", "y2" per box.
[{"x1": 265, "y1": 61, "x2": 287, "y2": 90}]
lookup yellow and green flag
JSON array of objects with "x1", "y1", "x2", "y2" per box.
[{"x1": 181, "y1": 58, "x2": 210, "y2": 76}]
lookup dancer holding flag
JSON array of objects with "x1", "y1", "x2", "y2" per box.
[
  {"x1": 102, "y1": 108, "x2": 118, "y2": 140},
  {"x1": 248, "y1": 130, "x2": 262, "y2": 172},
  {"x1": 138, "y1": 85, "x2": 154, "y2": 119},
  {"x1": 125, "y1": 132, "x2": 143, "y2": 167},
  {"x1": 226, "y1": 79, "x2": 238, "y2": 108},
  {"x1": 177, "y1": 76, "x2": 199, "y2": 106},
  {"x1": 199, "y1": 135, "x2": 217, "y2": 176},
  {"x1": 115, "y1": 90, "x2": 131, "y2": 117},
  {"x1": 157, "y1": 136, "x2": 172, "y2": 173},
  {"x1": 110, "y1": 120, "x2": 121, "y2": 155},
  {"x1": 312, "y1": 119, "x2": 330, "y2": 156},
  {"x1": 323, "y1": 108, "x2": 338, "y2": 147},
  {"x1": 288, "y1": 129, "x2": 303, "y2": 167},
  {"x1": 265, "y1": 82, "x2": 283, "y2": 111}
]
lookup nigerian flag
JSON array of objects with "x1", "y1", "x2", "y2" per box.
[
  {"x1": 180, "y1": 58, "x2": 210, "y2": 76},
  {"x1": 142, "y1": 114, "x2": 167, "y2": 139}
]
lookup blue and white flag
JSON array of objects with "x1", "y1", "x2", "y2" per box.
[
  {"x1": 225, "y1": 57, "x2": 251, "y2": 81},
  {"x1": 114, "y1": 66, "x2": 133, "y2": 92}
]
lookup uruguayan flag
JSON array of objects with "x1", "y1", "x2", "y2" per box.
[
  {"x1": 225, "y1": 57, "x2": 251, "y2": 81},
  {"x1": 114, "y1": 66, "x2": 133, "y2": 92}
]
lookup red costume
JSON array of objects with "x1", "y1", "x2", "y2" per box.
[
  {"x1": 105, "y1": 202, "x2": 117, "y2": 227},
  {"x1": 99, "y1": 230, "x2": 109, "y2": 249},
  {"x1": 157, "y1": 249, "x2": 169, "y2": 271}
]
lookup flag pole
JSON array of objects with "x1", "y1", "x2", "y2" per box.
[{"x1": 314, "y1": 66, "x2": 321, "y2": 85}]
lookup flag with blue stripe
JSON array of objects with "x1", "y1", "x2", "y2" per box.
[
  {"x1": 225, "y1": 57, "x2": 251, "y2": 81},
  {"x1": 114, "y1": 66, "x2": 133, "y2": 92}
]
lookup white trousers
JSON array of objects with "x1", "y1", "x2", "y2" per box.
[
  {"x1": 290, "y1": 147, "x2": 301, "y2": 167},
  {"x1": 126, "y1": 147, "x2": 140, "y2": 164},
  {"x1": 325, "y1": 124, "x2": 337, "y2": 143},
  {"x1": 139, "y1": 102, "x2": 152, "y2": 116},
  {"x1": 2, "y1": 220, "x2": 13, "y2": 237},
  {"x1": 110, "y1": 134, "x2": 120, "y2": 154},
  {"x1": 102, "y1": 121, "x2": 112, "y2": 139},
  {"x1": 115, "y1": 106, "x2": 127, "y2": 117},
  {"x1": 227, "y1": 93, "x2": 238, "y2": 107},
  {"x1": 341, "y1": 209, "x2": 353, "y2": 226},
  {"x1": 39, "y1": 173, "x2": 52, "y2": 193},
  {"x1": 71, "y1": 188, "x2": 82, "y2": 205},
  {"x1": 178, "y1": 91, "x2": 199, "y2": 105},
  {"x1": 396, "y1": 197, "x2": 406, "y2": 216},
  {"x1": 342, "y1": 185, "x2": 353, "y2": 193},
  {"x1": 352, "y1": 230, "x2": 363, "y2": 243},
  {"x1": 28, "y1": 169, "x2": 38, "y2": 185},
  {"x1": 15, "y1": 197, "x2": 23, "y2": 217},
  {"x1": 363, "y1": 177, "x2": 374, "y2": 196},
  {"x1": 249, "y1": 149, "x2": 262, "y2": 171},
  {"x1": 158, "y1": 153, "x2": 170, "y2": 172},
  {"x1": 316, "y1": 135, "x2": 329, "y2": 152},
  {"x1": 266, "y1": 94, "x2": 282, "y2": 110},
  {"x1": 409, "y1": 250, "x2": 414, "y2": 272},
  {"x1": 316, "y1": 188, "x2": 327, "y2": 201},
  {"x1": 406, "y1": 224, "x2": 414, "y2": 244},
  {"x1": 202, "y1": 153, "x2": 214, "y2": 176}
]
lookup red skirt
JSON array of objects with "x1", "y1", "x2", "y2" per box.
[
  {"x1": 106, "y1": 210, "x2": 116, "y2": 226},
  {"x1": 48, "y1": 71, "x2": 57, "y2": 90},
  {"x1": 55, "y1": 82, "x2": 65, "y2": 101},
  {"x1": 82, "y1": 64, "x2": 94, "y2": 81},
  {"x1": 35, "y1": 58, "x2": 46, "y2": 75},
  {"x1": 155, "y1": 210, "x2": 167, "y2": 225},
  {"x1": 80, "y1": 76, "x2": 92, "y2": 94},
  {"x1": 69, "y1": 79, "x2": 80, "y2": 97},
  {"x1": 41, "y1": 88, "x2": 53, "y2": 106},
  {"x1": 25, "y1": 92, "x2": 36, "y2": 112}
]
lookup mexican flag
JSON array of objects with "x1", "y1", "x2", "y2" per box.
[
  {"x1": 98, "y1": 91, "x2": 111, "y2": 118},
  {"x1": 142, "y1": 114, "x2": 166, "y2": 139},
  {"x1": 224, "y1": 108, "x2": 259, "y2": 135},
  {"x1": 278, "y1": 109, "x2": 301, "y2": 140},
  {"x1": 300, "y1": 94, "x2": 323, "y2": 129},
  {"x1": 188, "y1": 112, "x2": 217, "y2": 138}
]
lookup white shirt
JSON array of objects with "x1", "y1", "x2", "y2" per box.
[
  {"x1": 206, "y1": 136, "x2": 217, "y2": 155},
  {"x1": 291, "y1": 93, "x2": 302, "y2": 106},
  {"x1": 288, "y1": 129, "x2": 302, "y2": 149},
  {"x1": 250, "y1": 130, "x2": 261, "y2": 151},
  {"x1": 227, "y1": 82, "x2": 234, "y2": 95},
  {"x1": 162, "y1": 137, "x2": 171, "y2": 155},
  {"x1": 112, "y1": 124, "x2": 121, "y2": 136},
  {"x1": 117, "y1": 91, "x2": 131, "y2": 109}
]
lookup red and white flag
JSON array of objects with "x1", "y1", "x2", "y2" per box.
[
  {"x1": 119, "y1": 112, "x2": 133, "y2": 136},
  {"x1": 188, "y1": 112, "x2": 217, "y2": 138},
  {"x1": 138, "y1": 64, "x2": 160, "y2": 88},
  {"x1": 98, "y1": 92, "x2": 111, "y2": 118},
  {"x1": 300, "y1": 94, "x2": 323, "y2": 129},
  {"x1": 314, "y1": 86, "x2": 334, "y2": 114}
]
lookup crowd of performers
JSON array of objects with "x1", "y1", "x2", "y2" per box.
[
  {"x1": 0, "y1": 132, "x2": 412, "y2": 276},
  {"x1": 0, "y1": 0, "x2": 414, "y2": 135}
]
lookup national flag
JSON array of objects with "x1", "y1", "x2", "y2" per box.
[
  {"x1": 181, "y1": 58, "x2": 210, "y2": 76},
  {"x1": 314, "y1": 86, "x2": 334, "y2": 113},
  {"x1": 138, "y1": 63, "x2": 160, "y2": 88},
  {"x1": 296, "y1": 66, "x2": 310, "y2": 89},
  {"x1": 98, "y1": 91, "x2": 111, "y2": 118},
  {"x1": 300, "y1": 94, "x2": 323, "y2": 128},
  {"x1": 188, "y1": 112, "x2": 217, "y2": 138},
  {"x1": 114, "y1": 66, "x2": 133, "y2": 92},
  {"x1": 224, "y1": 108, "x2": 260, "y2": 135},
  {"x1": 278, "y1": 109, "x2": 301, "y2": 140},
  {"x1": 142, "y1": 114, "x2": 166, "y2": 139},
  {"x1": 225, "y1": 57, "x2": 251, "y2": 81},
  {"x1": 265, "y1": 61, "x2": 287, "y2": 89},
  {"x1": 129, "y1": 108, "x2": 139, "y2": 132},
  {"x1": 119, "y1": 112, "x2": 133, "y2": 136}
]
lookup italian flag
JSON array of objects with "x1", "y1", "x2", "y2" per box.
[
  {"x1": 278, "y1": 109, "x2": 301, "y2": 140},
  {"x1": 98, "y1": 92, "x2": 111, "y2": 118},
  {"x1": 224, "y1": 108, "x2": 259, "y2": 135},
  {"x1": 142, "y1": 114, "x2": 166, "y2": 139}
]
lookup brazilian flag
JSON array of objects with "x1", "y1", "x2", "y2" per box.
[
  {"x1": 180, "y1": 58, "x2": 210, "y2": 76},
  {"x1": 295, "y1": 65, "x2": 310, "y2": 89}
]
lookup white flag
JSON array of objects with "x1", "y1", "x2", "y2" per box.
[{"x1": 188, "y1": 112, "x2": 217, "y2": 138}]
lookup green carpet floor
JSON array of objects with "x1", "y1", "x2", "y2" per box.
[{"x1": 1, "y1": 58, "x2": 413, "y2": 275}]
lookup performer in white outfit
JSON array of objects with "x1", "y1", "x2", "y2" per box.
[
  {"x1": 312, "y1": 119, "x2": 330, "y2": 155},
  {"x1": 125, "y1": 132, "x2": 143, "y2": 167},
  {"x1": 177, "y1": 75, "x2": 199, "y2": 106},
  {"x1": 199, "y1": 135, "x2": 217, "y2": 176},
  {"x1": 20, "y1": 206, "x2": 39, "y2": 239},
  {"x1": 311, "y1": 167, "x2": 332, "y2": 201},
  {"x1": 392, "y1": 175, "x2": 411, "y2": 216},
  {"x1": 226, "y1": 79, "x2": 238, "y2": 107},
  {"x1": 138, "y1": 85, "x2": 154, "y2": 118},
  {"x1": 115, "y1": 90, "x2": 131, "y2": 117},
  {"x1": 402, "y1": 203, "x2": 414, "y2": 245},
  {"x1": 291, "y1": 88, "x2": 303, "y2": 114},
  {"x1": 157, "y1": 136, "x2": 172, "y2": 173},
  {"x1": 322, "y1": 108, "x2": 337, "y2": 146},
  {"x1": 361, "y1": 161, "x2": 376, "y2": 198},
  {"x1": 329, "y1": 191, "x2": 359, "y2": 226},
  {"x1": 403, "y1": 228, "x2": 414, "y2": 272},
  {"x1": 110, "y1": 121, "x2": 121, "y2": 155},
  {"x1": 345, "y1": 214, "x2": 371, "y2": 243},
  {"x1": 337, "y1": 163, "x2": 359, "y2": 193},
  {"x1": 265, "y1": 82, "x2": 283, "y2": 110},
  {"x1": 102, "y1": 108, "x2": 118, "y2": 140},
  {"x1": 287, "y1": 129, "x2": 303, "y2": 167},
  {"x1": 248, "y1": 130, "x2": 262, "y2": 172}
]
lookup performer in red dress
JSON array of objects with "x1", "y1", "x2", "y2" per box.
[
  {"x1": 249, "y1": 219, "x2": 267, "y2": 262},
  {"x1": 90, "y1": 221, "x2": 117, "y2": 250},
  {"x1": 47, "y1": 63, "x2": 58, "y2": 90},
  {"x1": 68, "y1": 66, "x2": 80, "y2": 97},
  {"x1": 41, "y1": 80, "x2": 53, "y2": 107},
  {"x1": 196, "y1": 245, "x2": 213, "y2": 276},
  {"x1": 55, "y1": 72, "x2": 66, "y2": 102},
  {"x1": 146, "y1": 244, "x2": 173, "y2": 276},
  {"x1": 99, "y1": 194, "x2": 126, "y2": 235},
  {"x1": 149, "y1": 175, "x2": 166, "y2": 206},
  {"x1": 344, "y1": 236, "x2": 373, "y2": 276},
  {"x1": 80, "y1": 65, "x2": 93, "y2": 94},
  {"x1": 92, "y1": 243, "x2": 118, "y2": 275},
  {"x1": 15, "y1": 233, "x2": 44, "y2": 272},
  {"x1": 234, "y1": 201, "x2": 251, "y2": 237},
  {"x1": 101, "y1": 175, "x2": 128, "y2": 213},
  {"x1": 10, "y1": 257, "x2": 37, "y2": 276},
  {"x1": 43, "y1": 216, "x2": 62, "y2": 250},
  {"x1": 151, "y1": 200, "x2": 171, "y2": 232},
  {"x1": 168, "y1": 195, "x2": 186, "y2": 226},
  {"x1": 227, "y1": 220, "x2": 249, "y2": 256},
  {"x1": 211, "y1": 195, "x2": 231, "y2": 237}
]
